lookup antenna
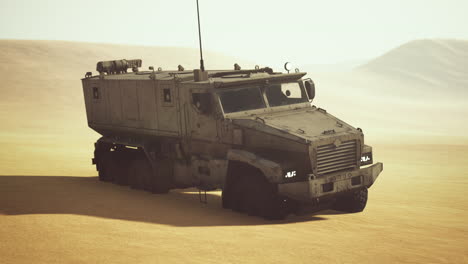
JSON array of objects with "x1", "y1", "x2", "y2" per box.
[{"x1": 196, "y1": 0, "x2": 205, "y2": 71}]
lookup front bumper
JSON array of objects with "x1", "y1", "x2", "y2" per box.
[{"x1": 278, "y1": 162, "x2": 383, "y2": 203}]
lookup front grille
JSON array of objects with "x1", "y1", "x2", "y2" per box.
[{"x1": 316, "y1": 140, "x2": 357, "y2": 175}]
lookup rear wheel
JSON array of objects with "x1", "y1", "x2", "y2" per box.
[
  {"x1": 129, "y1": 154, "x2": 171, "y2": 194},
  {"x1": 95, "y1": 141, "x2": 112, "y2": 182},
  {"x1": 152, "y1": 158, "x2": 171, "y2": 194},
  {"x1": 333, "y1": 187, "x2": 368, "y2": 213},
  {"x1": 130, "y1": 157, "x2": 151, "y2": 190},
  {"x1": 107, "y1": 151, "x2": 124, "y2": 184},
  {"x1": 94, "y1": 141, "x2": 171, "y2": 193},
  {"x1": 97, "y1": 152, "x2": 112, "y2": 182},
  {"x1": 113, "y1": 150, "x2": 132, "y2": 186}
]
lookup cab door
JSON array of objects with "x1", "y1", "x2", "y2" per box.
[{"x1": 189, "y1": 90, "x2": 218, "y2": 141}]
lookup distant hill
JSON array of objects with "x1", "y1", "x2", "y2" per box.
[
  {"x1": 301, "y1": 59, "x2": 368, "y2": 73},
  {"x1": 357, "y1": 39, "x2": 468, "y2": 90},
  {"x1": 309, "y1": 39, "x2": 468, "y2": 145}
]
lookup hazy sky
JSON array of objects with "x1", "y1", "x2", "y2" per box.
[{"x1": 1, "y1": 0, "x2": 467, "y2": 67}]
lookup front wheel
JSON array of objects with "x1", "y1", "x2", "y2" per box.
[
  {"x1": 333, "y1": 187, "x2": 368, "y2": 213},
  {"x1": 222, "y1": 165, "x2": 289, "y2": 220}
]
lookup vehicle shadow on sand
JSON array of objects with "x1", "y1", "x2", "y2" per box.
[{"x1": 0, "y1": 175, "x2": 331, "y2": 226}]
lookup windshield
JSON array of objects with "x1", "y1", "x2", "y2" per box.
[
  {"x1": 265, "y1": 82, "x2": 308, "y2": 107},
  {"x1": 219, "y1": 87, "x2": 266, "y2": 113},
  {"x1": 218, "y1": 82, "x2": 309, "y2": 114}
]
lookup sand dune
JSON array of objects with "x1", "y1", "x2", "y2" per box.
[
  {"x1": 359, "y1": 39, "x2": 468, "y2": 91},
  {"x1": 307, "y1": 39, "x2": 468, "y2": 145},
  {"x1": 1, "y1": 144, "x2": 467, "y2": 263}
]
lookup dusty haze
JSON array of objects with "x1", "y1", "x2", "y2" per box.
[{"x1": 0, "y1": 40, "x2": 467, "y2": 263}]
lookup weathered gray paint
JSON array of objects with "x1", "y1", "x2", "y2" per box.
[{"x1": 82, "y1": 68, "x2": 383, "y2": 202}]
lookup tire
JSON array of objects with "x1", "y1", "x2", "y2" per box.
[
  {"x1": 223, "y1": 162, "x2": 289, "y2": 220},
  {"x1": 250, "y1": 175, "x2": 288, "y2": 220},
  {"x1": 152, "y1": 159, "x2": 171, "y2": 194},
  {"x1": 140, "y1": 159, "x2": 154, "y2": 192},
  {"x1": 221, "y1": 188, "x2": 232, "y2": 209},
  {"x1": 333, "y1": 188, "x2": 368, "y2": 213},
  {"x1": 223, "y1": 162, "x2": 247, "y2": 212},
  {"x1": 113, "y1": 151, "x2": 131, "y2": 186},
  {"x1": 95, "y1": 140, "x2": 113, "y2": 182},
  {"x1": 229, "y1": 175, "x2": 244, "y2": 212},
  {"x1": 129, "y1": 155, "x2": 170, "y2": 194},
  {"x1": 221, "y1": 162, "x2": 238, "y2": 210},
  {"x1": 129, "y1": 158, "x2": 150, "y2": 190},
  {"x1": 241, "y1": 175, "x2": 258, "y2": 216},
  {"x1": 98, "y1": 152, "x2": 113, "y2": 182},
  {"x1": 105, "y1": 150, "x2": 131, "y2": 186}
]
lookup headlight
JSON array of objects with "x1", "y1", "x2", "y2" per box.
[
  {"x1": 284, "y1": 170, "x2": 297, "y2": 178},
  {"x1": 361, "y1": 152, "x2": 373, "y2": 166}
]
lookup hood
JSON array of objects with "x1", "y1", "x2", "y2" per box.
[{"x1": 231, "y1": 107, "x2": 361, "y2": 143}]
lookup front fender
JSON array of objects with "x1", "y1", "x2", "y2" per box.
[{"x1": 226, "y1": 149, "x2": 283, "y2": 183}]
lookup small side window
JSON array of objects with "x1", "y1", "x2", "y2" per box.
[
  {"x1": 92, "y1": 87, "x2": 100, "y2": 99},
  {"x1": 192, "y1": 93, "x2": 212, "y2": 114},
  {"x1": 163, "y1": 88, "x2": 172, "y2": 102}
]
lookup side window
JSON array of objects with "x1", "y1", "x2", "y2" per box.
[
  {"x1": 192, "y1": 93, "x2": 212, "y2": 115},
  {"x1": 163, "y1": 88, "x2": 172, "y2": 103},
  {"x1": 92, "y1": 87, "x2": 100, "y2": 99},
  {"x1": 160, "y1": 84, "x2": 175, "y2": 107}
]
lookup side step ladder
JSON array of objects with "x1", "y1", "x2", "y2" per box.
[{"x1": 198, "y1": 189, "x2": 207, "y2": 204}]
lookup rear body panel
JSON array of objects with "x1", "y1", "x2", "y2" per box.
[{"x1": 82, "y1": 77, "x2": 182, "y2": 138}]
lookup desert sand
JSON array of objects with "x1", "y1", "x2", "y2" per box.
[{"x1": 1, "y1": 40, "x2": 467, "y2": 263}]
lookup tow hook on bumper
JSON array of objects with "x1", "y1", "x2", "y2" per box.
[{"x1": 278, "y1": 162, "x2": 383, "y2": 202}]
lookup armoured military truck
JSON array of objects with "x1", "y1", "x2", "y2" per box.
[{"x1": 81, "y1": 60, "x2": 383, "y2": 219}]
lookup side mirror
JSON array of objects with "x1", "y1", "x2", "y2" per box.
[{"x1": 304, "y1": 79, "x2": 315, "y2": 100}]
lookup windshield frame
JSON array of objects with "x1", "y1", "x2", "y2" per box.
[
  {"x1": 217, "y1": 85, "x2": 267, "y2": 114},
  {"x1": 216, "y1": 80, "x2": 311, "y2": 118}
]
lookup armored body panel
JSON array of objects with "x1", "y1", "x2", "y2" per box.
[
  {"x1": 82, "y1": 62, "x2": 383, "y2": 219},
  {"x1": 82, "y1": 73, "x2": 180, "y2": 137}
]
